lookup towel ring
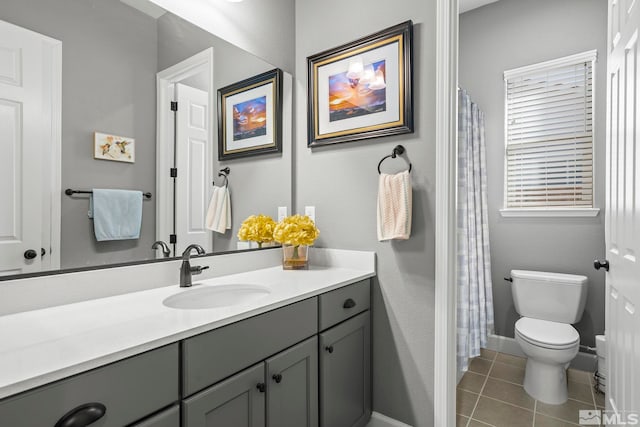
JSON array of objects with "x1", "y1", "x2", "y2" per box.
[
  {"x1": 377, "y1": 145, "x2": 412, "y2": 174},
  {"x1": 214, "y1": 167, "x2": 230, "y2": 187}
]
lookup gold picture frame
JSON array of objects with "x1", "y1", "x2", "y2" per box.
[{"x1": 307, "y1": 21, "x2": 414, "y2": 147}]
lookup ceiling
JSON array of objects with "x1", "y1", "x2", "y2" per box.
[{"x1": 459, "y1": 0, "x2": 500, "y2": 14}]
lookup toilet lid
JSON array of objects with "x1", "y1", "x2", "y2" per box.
[{"x1": 515, "y1": 317, "x2": 579, "y2": 349}]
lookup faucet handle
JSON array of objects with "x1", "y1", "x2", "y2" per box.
[{"x1": 190, "y1": 265, "x2": 209, "y2": 275}]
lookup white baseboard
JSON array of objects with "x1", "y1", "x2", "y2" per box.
[
  {"x1": 486, "y1": 333, "x2": 597, "y2": 372},
  {"x1": 366, "y1": 412, "x2": 413, "y2": 427}
]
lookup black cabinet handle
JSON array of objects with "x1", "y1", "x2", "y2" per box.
[
  {"x1": 24, "y1": 249, "x2": 37, "y2": 260},
  {"x1": 54, "y1": 402, "x2": 106, "y2": 427},
  {"x1": 272, "y1": 374, "x2": 282, "y2": 383},
  {"x1": 594, "y1": 259, "x2": 610, "y2": 272},
  {"x1": 256, "y1": 383, "x2": 266, "y2": 393},
  {"x1": 325, "y1": 345, "x2": 334, "y2": 354},
  {"x1": 41, "y1": 248, "x2": 46, "y2": 257},
  {"x1": 343, "y1": 298, "x2": 356, "y2": 309}
]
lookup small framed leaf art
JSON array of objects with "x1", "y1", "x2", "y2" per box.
[{"x1": 94, "y1": 132, "x2": 135, "y2": 163}]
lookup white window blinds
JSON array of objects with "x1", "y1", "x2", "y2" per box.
[{"x1": 504, "y1": 51, "x2": 596, "y2": 209}]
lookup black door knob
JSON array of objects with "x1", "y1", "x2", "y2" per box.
[
  {"x1": 594, "y1": 259, "x2": 610, "y2": 272},
  {"x1": 24, "y1": 249, "x2": 37, "y2": 260},
  {"x1": 41, "y1": 248, "x2": 46, "y2": 257},
  {"x1": 325, "y1": 345, "x2": 334, "y2": 354},
  {"x1": 272, "y1": 374, "x2": 282, "y2": 383},
  {"x1": 256, "y1": 383, "x2": 266, "y2": 393}
]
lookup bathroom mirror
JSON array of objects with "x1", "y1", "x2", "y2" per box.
[{"x1": 0, "y1": 0, "x2": 293, "y2": 278}]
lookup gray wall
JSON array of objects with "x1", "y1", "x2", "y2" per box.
[
  {"x1": 295, "y1": 1, "x2": 436, "y2": 425},
  {"x1": 150, "y1": 0, "x2": 295, "y2": 74},
  {"x1": 459, "y1": 0, "x2": 607, "y2": 346},
  {"x1": 0, "y1": 0, "x2": 159, "y2": 269},
  {"x1": 157, "y1": 13, "x2": 292, "y2": 253}
]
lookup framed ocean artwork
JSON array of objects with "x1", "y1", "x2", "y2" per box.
[
  {"x1": 217, "y1": 68, "x2": 283, "y2": 160},
  {"x1": 307, "y1": 21, "x2": 414, "y2": 147}
]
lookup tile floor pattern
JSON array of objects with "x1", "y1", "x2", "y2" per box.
[{"x1": 457, "y1": 349, "x2": 606, "y2": 427}]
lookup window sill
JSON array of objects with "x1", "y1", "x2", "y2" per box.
[{"x1": 499, "y1": 208, "x2": 600, "y2": 218}]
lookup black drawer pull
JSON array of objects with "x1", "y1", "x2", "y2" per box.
[
  {"x1": 54, "y1": 402, "x2": 106, "y2": 427},
  {"x1": 256, "y1": 382, "x2": 266, "y2": 393},
  {"x1": 325, "y1": 345, "x2": 334, "y2": 354},
  {"x1": 272, "y1": 374, "x2": 283, "y2": 383},
  {"x1": 343, "y1": 298, "x2": 356, "y2": 309},
  {"x1": 594, "y1": 259, "x2": 610, "y2": 272}
]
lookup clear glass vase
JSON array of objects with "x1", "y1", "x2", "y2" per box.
[{"x1": 282, "y1": 244, "x2": 309, "y2": 270}]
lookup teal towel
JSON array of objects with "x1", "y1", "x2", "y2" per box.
[{"x1": 89, "y1": 189, "x2": 143, "y2": 241}]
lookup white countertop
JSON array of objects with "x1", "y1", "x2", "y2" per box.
[{"x1": 0, "y1": 264, "x2": 375, "y2": 399}]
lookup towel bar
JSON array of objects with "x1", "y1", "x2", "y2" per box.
[{"x1": 64, "y1": 189, "x2": 152, "y2": 199}]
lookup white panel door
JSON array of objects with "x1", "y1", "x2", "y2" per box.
[
  {"x1": 606, "y1": 0, "x2": 640, "y2": 416},
  {"x1": 175, "y1": 83, "x2": 211, "y2": 254},
  {"x1": 0, "y1": 20, "x2": 44, "y2": 275}
]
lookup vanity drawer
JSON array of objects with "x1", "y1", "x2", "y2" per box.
[
  {"x1": 182, "y1": 297, "x2": 318, "y2": 396},
  {"x1": 318, "y1": 279, "x2": 370, "y2": 331},
  {"x1": 0, "y1": 344, "x2": 179, "y2": 427},
  {"x1": 132, "y1": 405, "x2": 180, "y2": 427}
]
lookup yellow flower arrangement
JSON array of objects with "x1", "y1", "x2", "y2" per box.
[
  {"x1": 273, "y1": 214, "x2": 320, "y2": 247},
  {"x1": 237, "y1": 214, "x2": 276, "y2": 248}
]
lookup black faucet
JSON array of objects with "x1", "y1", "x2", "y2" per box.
[
  {"x1": 151, "y1": 240, "x2": 171, "y2": 258},
  {"x1": 180, "y1": 244, "x2": 209, "y2": 287}
]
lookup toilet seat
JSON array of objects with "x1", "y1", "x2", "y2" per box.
[{"x1": 515, "y1": 317, "x2": 579, "y2": 350}]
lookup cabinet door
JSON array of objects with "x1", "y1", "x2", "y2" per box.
[
  {"x1": 319, "y1": 311, "x2": 371, "y2": 427},
  {"x1": 183, "y1": 363, "x2": 265, "y2": 427},
  {"x1": 266, "y1": 336, "x2": 318, "y2": 427}
]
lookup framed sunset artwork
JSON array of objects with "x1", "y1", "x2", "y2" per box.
[
  {"x1": 307, "y1": 21, "x2": 414, "y2": 147},
  {"x1": 217, "y1": 68, "x2": 283, "y2": 160}
]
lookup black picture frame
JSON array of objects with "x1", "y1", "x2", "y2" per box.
[
  {"x1": 218, "y1": 68, "x2": 283, "y2": 160},
  {"x1": 307, "y1": 21, "x2": 414, "y2": 147}
]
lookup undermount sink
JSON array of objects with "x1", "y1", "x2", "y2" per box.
[{"x1": 163, "y1": 284, "x2": 271, "y2": 310}]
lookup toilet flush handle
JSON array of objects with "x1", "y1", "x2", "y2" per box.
[{"x1": 594, "y1": 259, "x2": 610, "y2": 272}]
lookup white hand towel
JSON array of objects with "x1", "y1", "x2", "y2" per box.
[
  {"x1": 224, "y1": 186, "x2": 231, "y2": 228},
  {"x1": 377, "y1": 170, "x2": 412, "y2": 241},
  {"x1": 206, "y1": 186, "x2": 232, "y2": 234}
]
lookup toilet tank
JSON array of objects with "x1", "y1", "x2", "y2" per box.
[{"x1": 510, "y1": 270, "x2": 588, "y2": 323}]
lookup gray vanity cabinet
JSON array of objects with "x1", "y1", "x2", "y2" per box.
[
  {"x1": 182, "y1": 363, "x2": 266, "y2": 427},
  {"x1": 319, "y1": 311, "x2": 371, "y2": 427},
  {"x1": 0, "y1": 279, "x2": 372, "y2": 427},
  {"x1": 0, "y1": 344, "x2": 179, "y2": 427},
  {"x1": 182, "y1": 336, "x2": 319, "y2": 427},
  {"x1": 182, "y1": 297, "x2": 318, "y2": 396},
  {"x1": 266, "y1": 336, "x2": 318, "y2": 427}
]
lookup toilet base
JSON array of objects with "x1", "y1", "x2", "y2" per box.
[{"x1": 523, "y1": 358, "x2": 568, "y2": 405}]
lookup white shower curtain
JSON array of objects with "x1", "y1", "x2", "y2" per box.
[{"x1": 457, "y1": 89, "x2": 494, "y2": 376}]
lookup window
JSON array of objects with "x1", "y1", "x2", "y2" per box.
[{"x1": 502, "y1": 50, "x2": 598, "y2": 216}]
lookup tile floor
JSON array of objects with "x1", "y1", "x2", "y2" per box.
[{"x1": 457, "y1": 349, "x2": 605, "y2": 427}]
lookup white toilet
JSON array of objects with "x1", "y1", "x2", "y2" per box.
[{"x1": 510, "y1": 270, "x2": 588, "y2": 405}]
